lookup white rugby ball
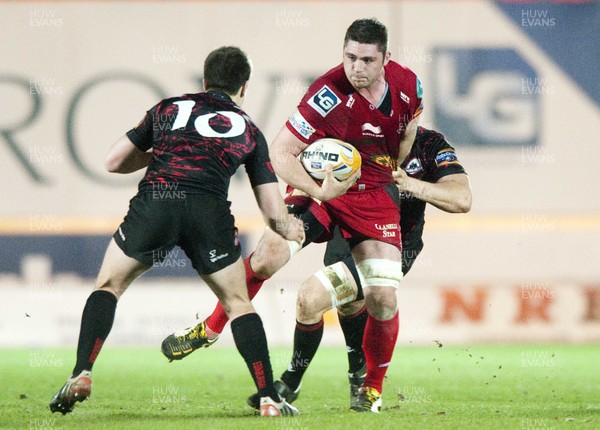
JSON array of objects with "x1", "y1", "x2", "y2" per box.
[{"x1": 299, "y1": 138, "x2": 361, "y2": 181}]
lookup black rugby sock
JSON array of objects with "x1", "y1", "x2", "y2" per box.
[
  {"x1": 338, "y1": 306, "x2": 368, "y2": 374},
  {"x1": 231, "y1": 313, "x2": 278, "y2": 401},
  {"x1": 281, "y1": 319, "x2": 324, "y2": 391},
  {"x1": 72, "y1": 290, "x2": 117, "y2": 376}
]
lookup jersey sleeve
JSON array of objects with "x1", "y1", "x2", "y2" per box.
[
  {"x1": 244, "y1": 130, "x2": 278, "y2": 187},
  {"x1": 427, "y1": 135, "x2": 466, "y2": 182},
  {"x1": 125, "y1": 103, "x2": 159, "y2": 152}
]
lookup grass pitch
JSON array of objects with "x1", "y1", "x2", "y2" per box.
[{"x1": 1, "y1": 345, "x2": 598, "y2": 429}]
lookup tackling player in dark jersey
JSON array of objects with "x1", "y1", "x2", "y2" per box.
[{"x1": 49, "y1": 46, "x2": 304, "y2": 418}]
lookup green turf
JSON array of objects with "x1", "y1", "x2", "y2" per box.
[{"x1": 1, "y1": 345, "x2": 598, "y2": 429}]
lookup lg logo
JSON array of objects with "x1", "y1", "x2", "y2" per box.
[{"x1": 432, "y1": 48, "x2": 539, "y2": 147}]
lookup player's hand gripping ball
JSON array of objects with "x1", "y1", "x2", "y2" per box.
[{"x1": 299, "y1": 138, "x2": 361, "y2": 181}]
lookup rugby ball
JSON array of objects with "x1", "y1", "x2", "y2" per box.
[{"x1": 299, "y1": 138, "x2": 361, "y2": 181}]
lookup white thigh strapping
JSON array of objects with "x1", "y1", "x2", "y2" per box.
[{"x1": 356, "y1": 258, "x2": 403, "y2": 289}]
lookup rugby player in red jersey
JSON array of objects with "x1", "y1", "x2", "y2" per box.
[{"x1": 163, "y1": 18, "x2": 423, "y2": 412}]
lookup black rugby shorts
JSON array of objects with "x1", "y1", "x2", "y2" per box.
[{"x1": 113, "y1": 192, "x2": 241, "y2": 275}]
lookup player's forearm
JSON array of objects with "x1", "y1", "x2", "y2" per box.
[
  {"x1": 403, "y1": 177, "x2": 471, "y2": 213},
  {"x1": 254, "y1": 182, "x2": 294, "y2": 230},
  {"x1": 272, "y1": 153, "x2": 324, "y2": 199},
  {"x1": 254, "y1": 183, "x2": 305, "y2": 244},
  {"x1": 108, "y1": 152, "x2": 153, "y2": 174}
]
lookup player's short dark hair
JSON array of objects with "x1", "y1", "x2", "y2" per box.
[
  {"x1": 344, "y1": 18, "x2": 388, "y2": 54},
  {"x1": 203, "y1": 46, "x2": 252, "y2": 95}
]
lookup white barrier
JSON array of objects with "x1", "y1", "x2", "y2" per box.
[{"x1": 1, "y1": 275, "x2": 598, "y2": 348}]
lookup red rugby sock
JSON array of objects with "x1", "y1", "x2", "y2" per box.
[
  {"x1": 362, "y1": 311, "x2": 399, "y2": 393},
  {"x1": 205, "y1": 255, "x2": 268, "y2": 334}
]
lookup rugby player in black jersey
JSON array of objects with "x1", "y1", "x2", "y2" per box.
[
  {"x1": 164, "y1": 126, "x2": 471, "y2": 411},
  {"x1": 49, "y1": 46, "x2": 304, "y2": 418}
]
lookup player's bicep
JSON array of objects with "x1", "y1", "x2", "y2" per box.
[
  {"x1": 398, "y1": 116, "x2": 419, "y2": 163},
  {"x1": 436, "y1": 173, "x2": 469, "y2": 187},
  {"x1": 402, "y1": 117, "x2": 419, "y2": 144}
]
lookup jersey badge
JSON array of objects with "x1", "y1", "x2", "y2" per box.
[
  {"x1": 404, "y1": 157, "x2": 423, "y2": 175},
  {"x1": 308, "y1": 85, "x2": 341, "y2": 117},
  {"x1": 435, "y1": 149, "x2": 459, "y2": 167},
  {"x1": 289, "y1": 110, "x2": 316, "y2": 139}
]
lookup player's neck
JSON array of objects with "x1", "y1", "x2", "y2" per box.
[{"x1": 357, "y1": 74, "x2": 387, "y2": 107}]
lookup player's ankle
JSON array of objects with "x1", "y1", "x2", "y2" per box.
[{"x1": 204, "y1": 321, "x2": 220, "y2": 340}]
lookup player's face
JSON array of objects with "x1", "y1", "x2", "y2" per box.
[{"x1": 343, "y1": 41, "x2": 390, "y2": 90}]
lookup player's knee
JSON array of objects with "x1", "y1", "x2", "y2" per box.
[
  {"x1": 296, "y1": 278, "x2": 329, "y2": 322},
  {"x1": 364, "y1": 286, "x2": 398, "y2": 320},
  {"x1": 337, "y1": 299, "x2": 365, "y2": 317},
  {"x1": 252, "y1": 231, "x2": 290, "y2": 277},
  {"x1": 313, "y1": 261, "x2": 357, "y2": 310}
]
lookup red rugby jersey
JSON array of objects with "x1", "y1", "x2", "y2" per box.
[{"x1": 286, "y1": 61, "x2": 423, "y2": 190}]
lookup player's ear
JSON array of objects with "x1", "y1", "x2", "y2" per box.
[
  {"x1": 202, "y1": 78, "x2": 207, "y2": 91},
  {"x1": 239, "y1": 81, "x2": 248, "y2": 98},
  {"x1": 383, "y1": 50, "x2": 391, "y2": 66}
]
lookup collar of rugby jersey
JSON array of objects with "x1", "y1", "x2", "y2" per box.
[{"x1": 205, "y1": 90, "x2": 233, "y2": 102}]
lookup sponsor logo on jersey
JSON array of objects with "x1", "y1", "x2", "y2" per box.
[
  {"x1": 404, "y1": 157, "x2": 423, "y2": 175},
  {"x1": 289, "y1": 110, "x2": 316, "y2": 139},
  {"x1": 307, "y1": 85, "x2": 341, "y2": 117},
  {"x1": 346, "y1": 95, "x2": 355, "y2": 108},
  {"x1": 361, "y1": 122, "x2": 383, "y2": 138},
  {"x1": 400, "y1": 91, "x2": 410, "y2": 104},
  {"x1": 374, "y1": 223, "x2": 398, "y2": 238},
  {"x1": 361, "y1": 122, "x2": 382, "y2": 135},
  {"x1": 372, "y1": 154, "x2": 395, "y2": 169},
  {"x1": 435, "y1": 149, "x2": 459, "y2": 167}
]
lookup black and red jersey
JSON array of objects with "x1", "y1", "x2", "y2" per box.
[
  {"x1": 286, "y1": 61, "x2": 423, "y2": 191},
  {"x1": 399, "y1": 127, "x2": 467, "y2": 247},
  {"x1": 126, "y1": 91, "x2": 277, "y2": 198}
]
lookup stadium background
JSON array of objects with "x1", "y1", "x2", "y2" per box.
[{"x1": 1, "y1": 1, "x2": 599, "y2": 350}]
